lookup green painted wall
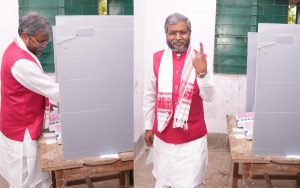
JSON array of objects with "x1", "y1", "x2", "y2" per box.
[
  {"x1": 108, "y1": 0, "x2": 133, "y2": 15},
  {"x1": 18, "y1": 0, "x2": 133, "y2": 72},
  {"x1": 64, "y1": 0, "x2": 98, "y2": 15},
  {"x1": 214, "y1": 0, "x2": 289, "y2": 74}
]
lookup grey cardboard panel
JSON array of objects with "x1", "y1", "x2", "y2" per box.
[
  {"x1": 253, "y1": 23, "x2": 300, "y2": 156},
  {"x1": 246, "y1": 32, "x2": 257, "y2": 112},
  {"x1": 255, "y1": 83, "x2": 300, "y2": 112},
  {"x1": 62, "y1": 109, "x2": 133, "y2": 160},
  {"x1": 54, "y1": 16, "x2": 133, "y2": 160},
  {"x1": 55, "y1": 15, "x2": 132, "y2": 29},
  {"x1": 253, "y1": 112, "x2": 300, "y2": 156},
  {"x1": 56, "y1": 29, "x2": 132, "y2": 81}
]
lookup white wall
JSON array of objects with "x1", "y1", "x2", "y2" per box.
[
  {"x1": 134, "y1": 0, "x2": 146, "y2": 142},
  {"x1": 0, "y1": 1, "x2": 19, "y2": 103},
  {"x1": 204, "y1": 74, "x2": 246, "y2": 133},
  {"x1": 0, "y1": 1, "x2": 19, "y2": 59},
  {"x1": 134, "y1": 0, "x2": 246, "y2": 142}
]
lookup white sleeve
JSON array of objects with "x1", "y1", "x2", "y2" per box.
[
  {"x1": 11, "y1": 59, "x2": 60, "y2": 102},
  {"x1": 143, "y1": 66, "x2": 156, "y2": 130},
  {"x1": 196, "y1": 68, "x2": 216, "y2": 102}
]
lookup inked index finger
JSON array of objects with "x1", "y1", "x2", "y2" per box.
[{"x1": 200, "y1": 42, "x2": 204, "y2": 54}]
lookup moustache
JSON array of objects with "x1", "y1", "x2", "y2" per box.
[{"x1": 172, "y1": 40, "x2": 185, "y2": 45}]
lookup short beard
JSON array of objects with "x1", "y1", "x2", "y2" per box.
[
  {"x1": 167, "y1": 39, "x2": 190, "y2": 53},
  {"x1": 28, "y1": 47, "x2": 41, "y2": 56}
]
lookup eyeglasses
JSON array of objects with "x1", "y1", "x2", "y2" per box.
[
  {"x1": 30, "y1": 36, "x2": 49, "y2": 47},
  {"x1": 166, "y1": 31, "x2": 190, "y2": 38}
]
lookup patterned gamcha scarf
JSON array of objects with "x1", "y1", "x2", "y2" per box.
[{"x1": 156, "y1": 46, "x2": 196, "y2": 132}]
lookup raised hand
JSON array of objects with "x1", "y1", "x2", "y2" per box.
[{"x1": 192, "y1": 42, "x2": 207, "y2": 76}]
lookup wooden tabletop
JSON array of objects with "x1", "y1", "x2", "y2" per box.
[
  {"x1": 38, "y1": 136, "x2": 134, "y2": 172},
  {"x1": 227, "y1": 115, "x2": 300, "y2": 164}
]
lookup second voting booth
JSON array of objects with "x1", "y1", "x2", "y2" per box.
[
  {"x1": 247, "y1": 23, "x2": 300, "y2": 157},
  {"x1": 228, "y1": 23, "x2": 300, "y2": 187}
]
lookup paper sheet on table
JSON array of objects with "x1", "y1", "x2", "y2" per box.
[
  {"x1": 286, "y1": 155, "x2": 300, "y2": 159},
  {"x1": 100, "y1": 153, "x2": 119, "y2": 159},
  {"x1": 43, "y1": 132, "x2": 56, "y2": 138},
  {"x1": 233, "y1": 133, "x2": 246, "y2": 139},
  {"x1": 45, "y1": 138, "x2": 57, "y2": 145}
]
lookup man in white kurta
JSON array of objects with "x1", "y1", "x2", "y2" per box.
[
  {"x1": 143, "y1": 13, "x2": 215, "y2": 188},
  {"x1": 0, "y1": 12, "x2": 59, "y2": 188}
]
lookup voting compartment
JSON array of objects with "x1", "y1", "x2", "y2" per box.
[
  {"x1": 252, "y1": 23, "x2": 300, "y2": 156},
  {"x1": 53, "y1": 16, "x2": 133, "y2": 160}
]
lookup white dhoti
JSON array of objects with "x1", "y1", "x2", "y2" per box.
[
  {"x1": 152, "y1": 135, "x2": 208, "y2": 188},
  {"x1": 0, "y1": 129, "x2": 51, "y2": 188}
]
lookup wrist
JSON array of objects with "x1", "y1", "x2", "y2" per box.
[{"x1": 197, "y1": 71, "x2": 207, "y2": 78}]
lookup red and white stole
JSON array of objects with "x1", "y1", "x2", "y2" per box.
[{"x1": 157, "y1": 46, "x2": 196, "y2": 132}]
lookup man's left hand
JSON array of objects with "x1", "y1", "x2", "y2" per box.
[
  {"x1": 192, "y1": 42, "x2": 207, "y2": 75},
  {"x1": 144, "y1": 130, "x2": 154, "y2": 147}
]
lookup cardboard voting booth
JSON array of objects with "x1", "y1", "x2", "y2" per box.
[
  {"x1": 53, "y1": 16, "x2": 133, "y2": 160},
  {"x1": 249, "y1": 23, "x2": 300, "y2": 156}
]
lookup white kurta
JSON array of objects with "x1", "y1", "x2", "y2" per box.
[
  {"x1": 0, "y1": 36, "x2": 60, "y2": 188},
  {"x1": 143, "y1": 50, "x2": 216, "y2": 188}
]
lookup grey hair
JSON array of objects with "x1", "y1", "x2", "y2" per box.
[
  {"x1": 18, "y1": 12, "x2": 51, "y2": 37},
  {"x1": 164, "y1": 12, "x2": 191, "y2": 33}
]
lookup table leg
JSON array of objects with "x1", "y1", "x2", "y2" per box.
[
  {"x1": 241, "y1": 164, "x2": 251, "y2": 188},
  {"x1": 55, "y1": 170, "x2": 66, "y2": 188},
  {"x1": 119, "y1": 171, "x2": 126, "y2": 188},
  {"x1": 51, "y1": 171, "x2": 57, "y2": 188},
  {"x1": 263, "y1": 173, "x2": 273, "y2": 188},
  {"x1": 84, "y1": 177, "x2": 95, "y2": 188},
  {"x1": 296, "y1": 173, "x2": 300, "y2": 188},
  {"x1": 129, "y1": 169, "x2": 134, "y2": 185},
  {"x1": 232, "y1": 163, "x2": 239, "y2": 188}
]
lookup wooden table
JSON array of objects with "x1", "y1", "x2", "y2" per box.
[
  {"x1": 38, "y1": 136, "x2": 133, "y2": 188},
  {"x1": 227, "y1": 115, "x2": 300, "y2": 188}
]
